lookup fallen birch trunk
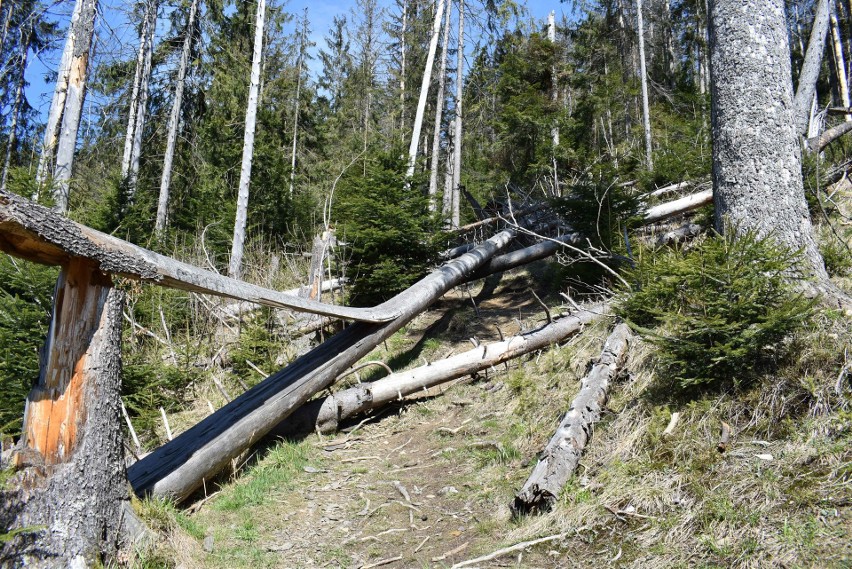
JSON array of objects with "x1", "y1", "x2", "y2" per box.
[
  {"x1": 273, "y1": 306, "x2": 604, "y2": 436},
  {"x1": 127, "y1": 229, "x2": 516, "y2": 501},
  {"x1": 512, "y1": 323, "x2": 632, "y2": 515}
]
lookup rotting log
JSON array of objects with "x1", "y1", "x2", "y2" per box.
[
  {"x1": 512, "y1": 323, "x2": 632, "y2": 515},
  {"x1": 1, "y1": 259, "x2": 130, "y2": 566},
  {"x1": 274, "y1": 306, "x2": 604, "y2": 436},
  {"x1": 127, "y1": 229, "x2": 517, "y2": 501},
  {"x1": 0, "y1": 190, "x2": 394, "y2": 323}
]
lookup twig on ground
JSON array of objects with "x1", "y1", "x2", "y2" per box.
[
  {"x1": 662, "y1": 412, "x2": 681, "y2": 437},
  {"x1": 432, "y1": 541, "x2": 469, "y2": 562},
  {"x1": 360, "y1": 555, "x2": 402, "y2": 568},
  {"x1": 450, "y1": 534, "x2": 568, "y2": 568}
]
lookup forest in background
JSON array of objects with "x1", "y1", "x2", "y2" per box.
[{"x1": 0, "y1": 0, "x2": 851, "y2": 565}]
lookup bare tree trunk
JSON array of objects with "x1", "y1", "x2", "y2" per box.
[
  {"x1": 830, "y1": 5, "x2": 851, "y2": 121},
  {"x1": 155, "y1": 0, "x2": 199, "y2": 235},
  {"x1": 128, "y1": 229, "x2": 517, "y2": 502},
  {"x1": 405, "y1": 0, "x2": 446, "y2": 180},
  {"x1": 399, "y1": 0, "x2": 407, "y2": 139},
  {"x1": 121, "y1": 0, "x2": 157, "y2": 202},
  {"x1": 52, "y1": 0, "x2": 97, "y2": 214},
  {"x1": 428, "y1": 0, "x2": 452, "y2": 211},
  {"x1": 1, "y1": 260, "x2": 128, "y2": 566},
  {"x1": 0, "y1": 23, "x2": 29, "y2": 192},
  {"x1": 288, "y1": 9, "x2": 307, "y2": 197},
  {"x1": 451, "y1": 0, "x2": 464, "y2": 228},
  {"x1": 709, "y1": 0, "x2": 830, "y2": 282},
  {"x1": 793, "y1": 0, "x2": 831, "y2": 136},
  {"x1": 637, "y1": 0, "x2": 653, "y2": 170},
  {"x1": 35, "y1": 0, "x2": 81, "y2": 194},
  {"x1": 229, "y1": 0, "x2": 266, "y2": 279},
  {"x1": 513, "y1": 323, "x2": 632, "y2": 515},
  {"x1": 275, "y1": 307, "x2": 603, "y2": 436},
  {"x1": 548, "y1": 10, "x2": 560, "y2": 192}
]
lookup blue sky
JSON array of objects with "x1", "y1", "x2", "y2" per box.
[{"x1": 23, "y1": 0, "x2": 575, "y2": 121}]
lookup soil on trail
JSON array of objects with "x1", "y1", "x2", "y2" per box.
[{"x1": 184, "y1": 268, "x2": 592, "y2": 569}]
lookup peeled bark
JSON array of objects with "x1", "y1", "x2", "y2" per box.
[
  {"x1": 35, "y1": 0, "x2": 81, "y2": 192},
  {"x1": 1, "y1": 260, "x2": 128, "y2": 566},
  {"x1": 830, "y1": 7, "x2": 851, "y2": 121},
  {"x1": 512, "y1": 323, "x2": 632, "y2": 515},
  {"x1": 405, "y1": 0, "x2": 446, "y2": 180},
  {"x1": 229, "y1": 0, "x2": 266, "y2": 279},
  {"x1": 52, "y1": 0, "x2": 97, "y2": 214},
  {"x1": 793, "y1": 0, "x2": 831, "y2": 136},
  {"x1": 428, "y1": 1, "x2": 452, "y2": 210},
  {"x1": 450, "y1": 0, "x2": 464, "y2": 228},
  {"x1": 127, "y1": 229, "x2": 516, "y2": 501},
  {"x1": 709, "y1": 0, "x2": 830, "y2": 281},
  {"x1": 121, "y1": 0, "x2": 158, "y2": 199},
  {"x1": 637, "y1": 0, "x2": 653, "y2": 170},
  {"x1": 155, "y1": 0, "x2": 199, "y2": 235},
  {"x1": 275, "y1": 307, "x2": 603, "y2": 436}
]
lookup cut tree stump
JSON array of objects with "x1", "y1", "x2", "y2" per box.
[
  {"x1": 273, "y1": 306, "x2": 604, "y2": 436},
  {"x1": 512, "y1": 323, "x2": 632, "y2": 515},
  {"x1": 1, "y1": 259, "x2": 129, "y2": 566}
]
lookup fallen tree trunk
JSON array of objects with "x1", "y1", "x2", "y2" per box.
[
  {"x1": 127, "y1": 229, "x2": 516, "y2": 501},
  {"x1": 273, "y1": 306, "x2": 604, "y2": 436},
  {"x1": 0, "y1": 190, "x2": 394, "y2": 323},
  {"x1": 643, "y1": 189, "x2": 712, "y2": 224},
  {"x1": 512, "y1": 323, "x2": 632, "y2": 515}
]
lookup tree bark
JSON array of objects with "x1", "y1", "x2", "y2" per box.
[
  {"x1": 1, "y1": 260, "x2": 128, "y2": 566},
  {"x1": 428, "y1": 1, "x2": 452, "y2": 211},
  {"x1": 126, "y1": 0, "x2": 157, "y2": 199},
  {"x1": 450, "y1": 0, "x2": 464, "y2": 228},
  {"x1": 793, "y1": 0, "x2": 831, "y2": 136},
  {"x1": 0, "y1": 21, "x2": 29, "y2": 193},
  {"x1": 52, "y1": 0, "x2": 97, "y2": 214},
  {"x1": 512, "y1": 323, "x2": 632, "y2": 515},
  {"x1": 127, "y1": 229, "x2": 516, "y2": 501},
  {"x1": 274, "y1": 307, "x2": 603, "y2": 436},
  {"x1": 35, "y1": 0, "x2": 81, "y2": 194},
  {"x1": 830, "y1": 7, "x2": 851, "y2": 121},
  {"x1": 288, "y1": 9, "x2": 308, "y2": 197},
  {"x1": 229, "y1": 0, "x2": 266, "y2": 279},
  {"x1": 155, "y1": 0, "x2": 199, "y2": 235},
  {"x1": 405, "y1": 0, "x2": 446, "y2": 180},
  {"x1": 708, "y1": 0, "x2": 830, "y2": 281},
  {"x1": 637, "y1": 0, "x2": 653, "y2": 170}
]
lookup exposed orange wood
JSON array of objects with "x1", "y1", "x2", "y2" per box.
[{"x1": 22, "y1": 258, "x2": 112, "y2": 465}]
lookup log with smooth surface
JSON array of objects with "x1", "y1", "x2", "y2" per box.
[{"x1": 127, "y1": 229, "x2": 516, "y2": 501}]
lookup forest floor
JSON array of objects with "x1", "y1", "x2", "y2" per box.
[{"x1": 135, "y1": 260, "x2": 852, "y2": 568}]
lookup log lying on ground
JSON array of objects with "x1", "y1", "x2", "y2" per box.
[
  {"x1": 512, "y1": 323, "x2": 632, "y2": 516},
  {"x1": 127, "y1": 229, "x2": 516, "y2": 501},
  {"x1": 643, "y1": 188, "x2": 712, "y2": 224},
  {"x1": 273, "y1": 306, "x2": 604, "y2": 436}
]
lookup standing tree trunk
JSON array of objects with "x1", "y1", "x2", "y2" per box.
[
  {"x1": 399, "y1": 0, "x2": 407, "y2": 140},
  {"x1": 637, "y1": 0, "x2": 653, "y2": 170},
  {"x1": 450, "y1": 0, "x2": 464, "y2": 228},
  {"x1": 1, "y1": 260, "x2": 128, "y2": 566},
  {"x1": 0, "y1": 22, "x2": 29, "y2": 193},
  {"x1": 405, "y1": 0, "x2": 446, "y2": 180},
  {"x1": 288, "y1": 9, "x2": 308, "y2": 197},
  {"x1": 830, "y1": 5, "x2": 851, "y2": 121},
  {"x1": 155, "y1": 0, "x2": 199, "y2": 236},
  {"x1": 548, "y1": 10, "x2": 560, "y2": 194},
  {"x1": 428, "y1": 1, "x2": 452, "y2": 211},
  {"x1": 121, "y1": 0, "x2": 157, "y2": 202},
  {"x1": 34, "y1": 0, "x2": 81, "y2": 194},
  {"x1": 793, "y1": 0, "x2": 831, "y2": 136},
  {"x1": 228, "y1": 0, "x2": 266, "y2": 279},
  {"x1": 52, "y1": 0, "x2": 97, "y2": 214},
  {"x1": 708, "y1": 0, "x2": 830, "y2": 282}
]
